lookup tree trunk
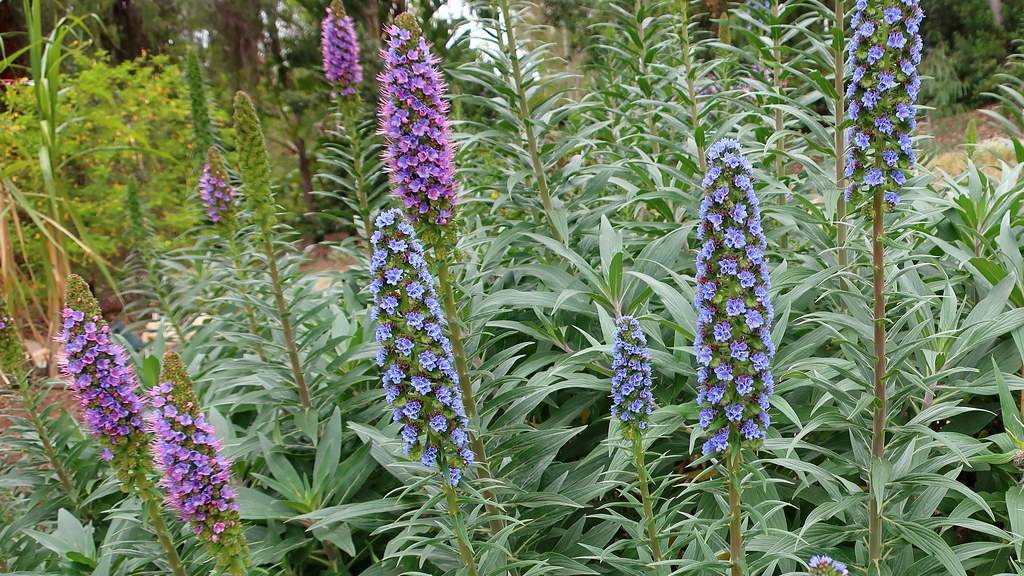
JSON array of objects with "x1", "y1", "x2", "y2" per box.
[
  {"x1": 989, "y1": 0, "x2": 1004, "y2": 28},
  {"x1": 111, "y1": 0, "x2": 146, "y2": 62}
]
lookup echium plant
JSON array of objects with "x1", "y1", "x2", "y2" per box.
[
  {"x1": 694, "y1": 140, "x2": 775, "y2": 455},
  {"x1": 809, "y1": 555, "x2": 850, "y2": 576},
  {"x1": 693, "y1": 140, "x2": 774, "y2": 576},
  {"x1": 60, "y1": 275, "x2": 187, "y2": 576},
  {"x1": 58, "y1": 274, "x2": 150, "y2": 489},
  {"x1": 234, "y1": 91, "x2": 310, "y2": 409},
  {"x1": 844, "y1": 0, "x2": 924, "y2": 209},
  {"x1": 379, "y1": 13, "x2": 458, "y2": 250},
  {"x1": 199, "y1": 147, "x2": 239, "y2": 225},
  {"x1": 321, "y1": 0, "x2": 362, "y2": 97},
  {"x1": 150, "y1": 352, "x2": 249, "y2": 575},
  {"x1": 611, "y1": 316, "x2": 661, "y2": 561},
  {"x1": 369, "y1": 208, "x2": 474, "y2": 486}
]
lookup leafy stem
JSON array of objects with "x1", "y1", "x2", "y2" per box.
[{"x1": 632, "y1": 434, "x2": 662, "y2": 564}]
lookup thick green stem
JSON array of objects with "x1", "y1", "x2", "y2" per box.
[
  {"x1": 226, "y1": 233, "x2": 267, "y2": 361},
  {"x1": 340, "y1": 99, "x2": 373, "y2": 244},
  {"x1": 632, "y1": 435, "x2": 662, "y2": 563},
  {"x1": 497, "y1": 0, "x2": 562, "y2": 242},
  {"x1": 443, "y1": 484, "x2": 479, "y2": 576},
  {"x1": 678, "y1": 0, "x2": 705, "y2": 171},
  {"x1": 436, "y1": 250, "x2": 506, "y2": 538},
  {"x1": 142, "y1": 489, "x2": 189, "y2": 576},
  {"x1": 261, "y1": 232, "x2": 310, "y2": 409},
  {"x1": 868, "y1": 188, "x2": 887, "y2": 571},
  {"x1": 727, "y1": 448, "x2": 744, "y2": 576},
  {"x1": 834, "y1": 0, "x2": 848, "y2": 281}
]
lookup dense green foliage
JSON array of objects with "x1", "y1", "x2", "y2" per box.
[{"x1": 3, "y1": 1, "x2": 1024, "y2": 576}]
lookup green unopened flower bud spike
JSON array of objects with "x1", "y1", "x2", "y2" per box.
[
  {"x1": 186, "y1": 50, "x2": 217, "y2": 160},
  {"x1": 233, "y1": 91, "x2": 311, "y2": 409}
]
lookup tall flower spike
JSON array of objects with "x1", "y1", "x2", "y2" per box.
[
  {"x1": 694, "y1": 140, "x2": 775, "y2": 456},
  {"x1": 199, "y1": 147, "x2": 239, "y2": 225},
  {"x1": 59, "y1": 274, "x2": 149, "y2": 488},
  {"x1": 186, "y1": 51, "x2": 216, "y2": 156},
  {"x1": 808, "y1": 555, "x2": 849, "y2": 576},
  {"x1": 844, "y1": 0, "x2": 923, "y2": 209},
  {"x1": 610, "y1": 316, "x2": 656, "y2": 438},
  {"x1": 369, "y1": 208, "x2": 473, "y2": 486},
  {"x1": 0, "y1": 299, "x2": 23, "y2": 376},
  {"x1": 322, "y1": 0, "x2": 362, "y2": 97},
  {"x1": 379, "y1": 13, "x2": 459, "y2": 249},
  {"x1": 151, "y1": 352, "x2": 249, "y2": 574},
  {"x1": 233, "y1": 91, "x2": 276, "y2": 224}
]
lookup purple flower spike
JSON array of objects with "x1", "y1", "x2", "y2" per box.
[
  {"x1": 150, "y1": 353, "x2": 249, "y2": 570},
  {"x1": 370, "y1": 208, "x2": 473, "y2": 486},
  {"x1": 610, "y1": 316, "x2": 656, "y2": 438},
  {"x1": 321, "y1": 1, "x2": 362, "y2": 97},
  {"x1": 695, "y1": 141, "x2": 775, "y2": 456},
  {"x1": 58, "y1": 274, "x2": 149, "y2": 489},
  {"x1": 199, "y1": 147, "x2": 238, "y2": 224},
  {"x1": 808, "y1": 555, "x2": 849, "y2": 576},
  {"x1": 378, "y1": 13, "x2": 458, "y2": 249},
  {"x1": 845, "y1": 0, "x2": 923, "y2": 210}
]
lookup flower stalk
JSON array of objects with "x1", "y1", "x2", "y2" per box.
[
  {"x1": 233, "y1": 91, "x2": 311, "y2": 409},
  {"x1": 844, "y1": 0, "x2": 924, "y2": 567},
  {"x1": 151, "y1": 352, "x2": 249, "y2": 575},
  {"x1": 495, "y1": 0, "x2": 562, "y2": 242},
  {"x1": 727, "y1": 447, "x2": 744, "y2": 576},
  {"x1": 443, "y1": 484, "x2": 480, "y2": 576},
  {"x1": 611, "y1": 316, "x2": 660, "y2": 562},
  {"x1": 59, "y1": 275, "x2": 186, "y2": 576}
]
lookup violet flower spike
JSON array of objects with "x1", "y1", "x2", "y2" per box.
[
  {"x1": 370, "y1": 208, "x2": 473, "y2": 486},
  {"x1": 610, "y1": 316, "x2": 656, "y2": 438},
  {"x1": 150, "y1": 352, "x2": 249, "y2": 571},
  {"x1": 844, "y1": 0, "x2": 924, "y2": 209},
  {"x1": 808, "y1": 555, "x2": 849, "y2": 576},
  {"x1": 378, "y1": 13, "x2": 459, "y2": 249},
  {"x1": 58, "y1": 274, "x2": 149, "y2": 489},
  {"x1": 694, "y1": 140, "x2": 775, "y2": 456},
  {"x1": 321, "y1": 0, "x2": 362, "y2": 97},
  {"x1": 198, "y1": 147, "x2": 238, "y2": 224}
]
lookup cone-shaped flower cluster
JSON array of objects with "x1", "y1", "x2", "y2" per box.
[
  {"x1": 844, "y1": 0, "x2": 924, "y2": 209},
  {"x1": 808, "y1": 556, "x2": 849, "y2": 576},
  {"x1": 322, "y1": 0, "x2": 362, "y2": 97},
  {"x1": 0, "y1": 301, "x2": 22, "y2": 375},
  {"x1": 369, "y1": 208, "x2": 473, "y2": 486},
  {"x1": 694, "y1": 140, "x2": 775, "y2": 456},
  {"x1": 199, "y1": 147, "x2": 238, "y2": 224},
  {"x1": 379, "y1": 13, "x2": 458, "y2": 249},
  {"x1": 233, "y1": 91, "x2": 276, "y2": 225},
  {"x1": 150, "y1": 352, "x2": 248, "y2": 571},
  {"x1": 610, "y1": 316, "x2": 655, "y2": 438},
  {"x1": 59, "y1": 274, "x2": 149, "y2": 488}
]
